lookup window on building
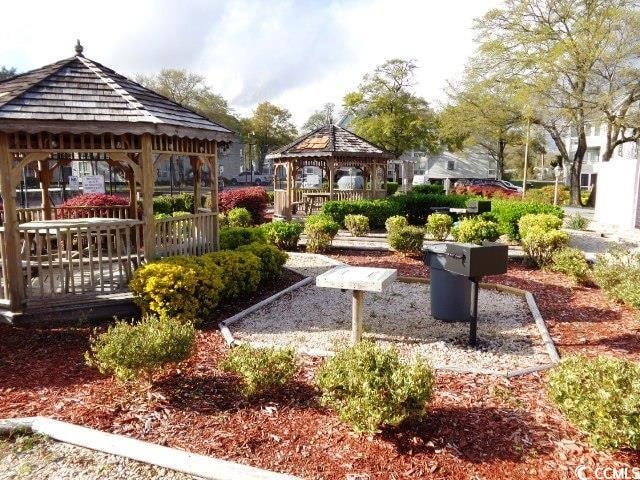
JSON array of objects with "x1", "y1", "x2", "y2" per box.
[
  {"x1": 446, "y1": 160, "x2": 455, "y2": 171},
  {"x1": 488, "y1": 169, "x2": 497, "y2": 177},
  {"x1": 593, "y1": 123, "x2": 600, "y2": 136},
  {"x1": 580, "y1": 173, "x2": 590, "y2": 187},
  {"x1": 585, "y1": 147, "x2": 600, "y2": 163}
]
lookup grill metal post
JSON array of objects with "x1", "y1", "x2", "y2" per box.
[{"x1": 469, "y1": 278, "x2": 479, "y2": 347}]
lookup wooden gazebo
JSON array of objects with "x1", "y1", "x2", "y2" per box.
[
  {"x1": 266, "y1": 124, "x2": 393, "y2": 219},
  {"x1": 0, "y1": 43, "x2": 234, "y2": 320}
]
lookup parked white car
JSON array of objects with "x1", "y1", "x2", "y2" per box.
[
  {"x1": 228, "y1": 171, "x2": 272, "y2": 186},
  {"x1": 337, "y1": 175, "x2": 365, "y2": 190}
]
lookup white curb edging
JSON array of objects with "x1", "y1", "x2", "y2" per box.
[{"x1": 0, "y1": 417, "x2": 300, "y2": 480}]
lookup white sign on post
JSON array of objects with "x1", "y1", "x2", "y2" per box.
[
  {"x1": 83, "y1": 175, "x2": 105, "y2": 194},
  {"x1": 68, "y1": 176, "x2": 79, "y2": 191}
]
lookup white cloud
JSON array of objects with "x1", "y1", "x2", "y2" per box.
[{"x1": 0, "y1": 0, "x2": 501, "y2": 127}]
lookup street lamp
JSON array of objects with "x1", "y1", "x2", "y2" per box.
[{"x1": 553, "y1": 165, "x2": 563, "y2": 205}]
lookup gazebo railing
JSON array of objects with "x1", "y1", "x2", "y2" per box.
[
  {"x1": 155, "y1": 211, "x2": 217, "y2": 257},
  {"x1": 1, "y1": 206, "x2": 133, "y2": 226},
  {"x1": 18, "y1": 219, "x2": 143, "y2": 299}
]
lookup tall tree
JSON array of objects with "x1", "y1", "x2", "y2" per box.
[
  {"x1": 0, "y1": 66, "x2": 17, "y2": 81},
  {"x1": 302, "y1": 103, "x2": 336, "y2": 133},
  {"x1": 475, "y1": 0, "x2": 640, "y2": 205},
  {"x1": 137, "y1": 69, "x2": 241, "y2": 132},
  {"x1": 243, "y1": 102, "x2": 297, "y2": 171},
  {"x1": 343, "y1": 59, "x2": 439, "y2": 158}
]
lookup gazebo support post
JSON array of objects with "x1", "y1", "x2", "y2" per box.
[
  {"x1": 140, "y1": 134, "x2": 156, "y2": 260},
  {"x1": 0, "y1": 132, "x2": 26, "y2": 311},
  {"x1": 190, "y1": 156, "x2": 201, "y2": 213},
  {"x1": 126, "y1": 168, "x2": 138, "y2": 219},
  {"x1": 38, "y1": 160, "x2": 52, "y2": 220},
  {"x1": 286, "y1": 160, "x2": 293, "y2": 220},
  {"x1": 328, "y1": 159, "x2": 335, "y2": 201},
  {"x1": 209, "y1": 142, "x2": 219, "y2": 250},
  {"x1": 370, "y1": 163, "x2": 376, "y2": 198}
]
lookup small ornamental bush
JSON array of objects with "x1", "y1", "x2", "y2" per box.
[
  {"x1": 153, "y1": 193, "x2": 196, "y2": 215},
  {"x1": 85, "y1": 316, "x2": 196, "y2": 384},
  {"x1": 548, "y1": 355, "x2": 640, "y2": 450},
  {"x1": 518, "y1": 213, "x2": 568, "y2": 267},
  {"x1": 491, "y1": 199, "x2": 563, "y2": 240},
  {"x1": 227, "y1": 207, "x2": 253, "y2": 227},
  {"x1": 267, "y1": 190, "x2": 275, "y2": 204},
  {"x1": 316, "y1": 341, "x2": 434, "y2": 435},
  {"x1": 261, "y1": 221, "x2": 303, "y2": 250},
  {"x1": 388, "y1": 226, "x2": 425, "y2": 256},
  {"x1": 593, "y1": 246, "x2": 640, "y2": 310},
  {"x1": 550, "y1": 248, "x2": 591, "y2": 285},
  {"x1": 219, "y1": 226, "x2": 265, "y2": 250},
  {"x1": 412, "y1": 184, "x2": 444, "y2": 195},
  {"x1": 385, "y1": 215, "x2": 408, "y2": 233},
  {"x1": 220, "y1": 344, "x2": 297, "y2": 398},
  {"x1": 386, "y1": 182, "x2": 399, "y2": 195},
  {"x1": 237, "y1": 242, "x2": 288, "y2": 282},
  {"x1": 524, "y1": 185, "x2": 569, "y2": 205},
  {"x1": 344, "y1": 214, "x2": 370, "y2": 237},
  {"x1": 218, "y1": 212, "x2": 229, "y2": 228},
  {"x1": 451, "y1": 217, "x2": 500, "y2": 244},
  {"x1": 426, "y1": 213, "x2": 453, "y2": 241},
  {"x1": 304, "y1": 214, "x2": 340, "y2": 253},
  {"x1": 566, "y1": 214, "x2": 590, "y2": 230},
  {"x1": 216, "y1": 187, "x2": 269, "y2": 223},
  {"x1": 203, "y1": 250, "x2": 262, "y2": 300},
  {"x1": 323, "y1": 199, "x2": 400, "y2": 229},
  {"x1": 60, "y1": 193, "x2": 129, "y2": 208}
]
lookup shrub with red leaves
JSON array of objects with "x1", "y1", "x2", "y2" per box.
[
  {"x1": 60, "y1": 194, "x2": 129, "y2": 208},
  {"x1": 461, "y1": 185, "x2": 518, "y2": 199},
  {"x1": 216, "y1": 187, "x2": 268, "y2": 223}
]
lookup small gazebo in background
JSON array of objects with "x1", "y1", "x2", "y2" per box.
[
  {"x1": 0, "y1": 43, "x2": 234, "y2": 321},
  {"x1": 266, "y1": 124, "x2": 393, "y2": 219}
]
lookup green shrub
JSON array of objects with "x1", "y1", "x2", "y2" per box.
[
  {"x1": 344, "y1": 214, "x2": 370, "y2": 237},
  {"x1": 426, "y1": 213, "x2": 453, "y2": 241},
  {"x1": 237, "y1": 242, "x2": 288, "y2": 282},
  {"x1": 593, "y1": 246, "x2": 640, "y2": 309},
  {"x1": 451, "y1": 218, "x2": 500, "y2": 244},
  {"x1": 386, "y1": 182, "x2": 399, "y2": 195},
  {"x1": 153, "y1": 193, "x2": 196, "y2": 215},
  {"x1": 323, "y1": 199, "x2": 401, "y2": 230},
  {"x1": 550, "y1": 248, "x2": 591, "y2": 285},
  {"x1": 218, "y1": 212, "x2": 228, "y2": 228},
  {"x1": 388, "y1": 226, "x2": 425, "y2": 255},
  {"x1": 524, "y1": 185, "x2": 569, "y2": 205},
  {"x1": 491, "y1": 199, "x2": 563, "y2": 240},
  {"x1": 385, "y1": 215, "x2": 408, "y2": 233},
  {"x1": 154, "y1": 213, "x2": 171, "y2": 220},
  {"x1": 202, "y1": 250, "x2": 262, "y2": 300},
  {"x1": 220, "y1": 344, "x2": 297, "y2": 398},
  {"x1": 566, "y1": 214, "x2": 590, "y2": 230},
  {"x1": 219, "y1": 226, "x2": 265, "y2": 250},
  {"x1": 316, "y1": 341, "x2": 434, "y2": 435},
  {"x1": 267, "y1": 191, "x2": 275, "y2": 204},
  {"x1": 227, "y1": 207, "x2": 253, "y2": 227},
  {"x1": 388, "y1": 193, "x2": 468, "y2": 225},
  {"x1": 412, "y1": 184, "x2": 444, "y2": 195},
  {"x1": 518, "y1": 213, "x2": 568, "y2": 267},
  {"x1": 548, "y1": 355, "x2": 640, "y2": 450},
  {"x1": 261, "y1": 221, "x2": 304, "y2": 250},
  {"x1": 304, "y1": 214, "x2": 340, "y2": 253},
  {"x1": 85, "y1": 316, "x2": 196, "y2": 384}
]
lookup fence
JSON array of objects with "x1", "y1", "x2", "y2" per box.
[{"x1": 155, "y1": 211, "x2": 218, "y2": 257}]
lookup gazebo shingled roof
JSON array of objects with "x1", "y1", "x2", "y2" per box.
[
  {"x1": 266, "y1": 124, "x2": 392, "y2": 160},
  {"x1": 0, "y1": 49, "x2": 235, "y2": 141}
]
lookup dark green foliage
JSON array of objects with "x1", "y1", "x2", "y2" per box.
[
  {"x1": 386, "y1": 182, "x2": 399, "y2": 195},
  {"x1": 490, "y1": 199, "x2": 563, "y2": 240},
  {"x1": 388, "y1": 226, "x2": 425, "y2": 255},
  {"x1": 219, "y1": 226, "x2": 266, "y2": 250},
  {"x1": 412, "y1": 184, "x2": 444, "y2": 195},
  {"x1": 261, "y1": 221, "x2": 304, "y2": 250},
  {"x1": 153, "y1": 193, "x2": 197, "y2": 215}
]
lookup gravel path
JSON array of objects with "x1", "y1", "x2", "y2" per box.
[
  {"x1": 232, "y1": 254, "x2": 550, "y2": 374},
  {"x1": 0, "y1": 434, "x2": 199, "y2": 480}
]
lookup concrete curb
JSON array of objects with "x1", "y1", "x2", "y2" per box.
[{"x1": 0, "y1": 417, "x2": 300, "y2": 480}]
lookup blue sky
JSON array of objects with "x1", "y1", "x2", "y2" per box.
[{"x1": 1, "y1": 0, "x2": 500, "y2": 126}]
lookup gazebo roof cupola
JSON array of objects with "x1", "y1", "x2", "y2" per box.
[
  {"x1": 266, "y1": 124, "x2": 392, "y2": 160},
  {"x1": 0, "y1": 43, "x2": 235, "y2": 142}
]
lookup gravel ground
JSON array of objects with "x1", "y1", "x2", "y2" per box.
[
  {"x1": 232, "y1": 253, "x2": 550, "y2": 374},
  {"x1": 0, "y1": 434, "x2": 199, "y2": 480}
]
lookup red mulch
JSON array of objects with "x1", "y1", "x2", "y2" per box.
[{"x1": 1, "y1": 250, "x2": 639, "y2": 479}]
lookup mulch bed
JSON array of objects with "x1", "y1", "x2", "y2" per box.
[{"x1": 1, "y1": 250, "x2": 639, "y2": 479}]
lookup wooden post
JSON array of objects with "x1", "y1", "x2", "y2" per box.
[
  {"x1": 285, "y1": 160, "x2": 293, "y2": 220},
  {"x1": 370, "y1": 163, "x2": 376, "y2": 197},
  {"x1": 190, "y1": 156, "x2": 201, "y2": 213},
  {"x1": 140, "y1": 134, "x2": 156, "y2": 260},
  {"x1": 38, "y1": 160, "x2": 52, "y2": 220},
  {"x1": 126, "y1": 168, "x2": 138, "y2": 219},
  {"x1": 328, "y1": 159, "x2": 335, "y2": 201},
  {"x1": 0, "y1": 133, "x2": 25, "y2": 310},
  {"x1": 351, "y1": 289, "x2": 364, "y2": 345},
  {"x1": 209, "y1": 143, "x2": 219, "y2": 251}
]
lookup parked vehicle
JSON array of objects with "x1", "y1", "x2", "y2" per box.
[
  {"x1": 337, "y1": 175, "x2": 365, "y2": 190},
  {"x1": 229, "y1": 171, "x2": 272, "y2": 186}
]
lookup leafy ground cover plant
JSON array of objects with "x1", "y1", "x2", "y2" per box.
[
  {"x1": 565, "y1": 213, "x2": 590, "y2": 230},
  {"x1": 593, "y1": 245, "x2": 640, "y2": 310},
  {"x1": 220, "y1": 344, "x2": 297, "y2": 398},
  {"x1": 550, "y1": 248, "x2": 591, "y2": 285},
  {"x1": 548, "y1": 355, "x2": 640, "y2": 450},
  {"x1": 85, "y1": 316, "x2": 196, "y2": 385},
  {"x1": 316, "y1": 341, "x2": 434, "y2": 435}
]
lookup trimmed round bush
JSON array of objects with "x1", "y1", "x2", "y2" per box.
[
  {"x1": 491, "y1": 199, "x2": 563, "y2": 240},
  {"x1": 344, "y1": 214, "x2": 370, "y2": 237},
  {"x1": 386, "y1": 182, "x2": 399, "y2": 195},
  {"x1": 451, "y1": 218, "x2": 500, "y2": 244},
  {"x1": 385, "y1": 215, "x2": 408, "y2": 233},
  {"x1": 304, "y1": 214, "x2": 340, "y2": 253},
  {"x1": 261, "y1": 221, "x2": 304, "y2": 250},
  {"x1": 153, "y1": 193, "x2": 197, "y2": 215},
  {"x1": 85, "y1": 315, "x2": 196, "y2": 384},
  {"x1": 550, "y1": 248, "x2": 590, "y2": 285},
  {"x1": 216, "y1": 187, "x2": 269, "y2": 223},
  {"x1": 518, "y1": 213, "x2": 563, "y2": 237},
  {"x1": 237, "y1": 242, "x2": 288, "y2": 282},
  {"x1": 219, "y1": 226, "x2": 265, "y2": 250},
  {"x1": 316, "y1": 341, "x2": 434, "y2": 435},
  {"x1": 388, "y1": 225, "x2": 425, "y2": 256},
  {"x1": 548, "y1": 355, "x2": 640, "y2": 450},
  {"x1": 426, "y1": 213, "x2": 453, "y2": 241},
  {"x1": 220, "y1": 344, "x2": 298, "y2": 398},
  {"x1": 518, "y1": 213, "x2": 568, "y2": 267},
  {"x1": 412, "y1": 184, "x2": 444, "y2": 195},
  {"x1": 202, "y1": 250, "x2": 262, "y2": 301},
  {"x1": 227, "y1": 207, "x2": 252, "y2": 227}
]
